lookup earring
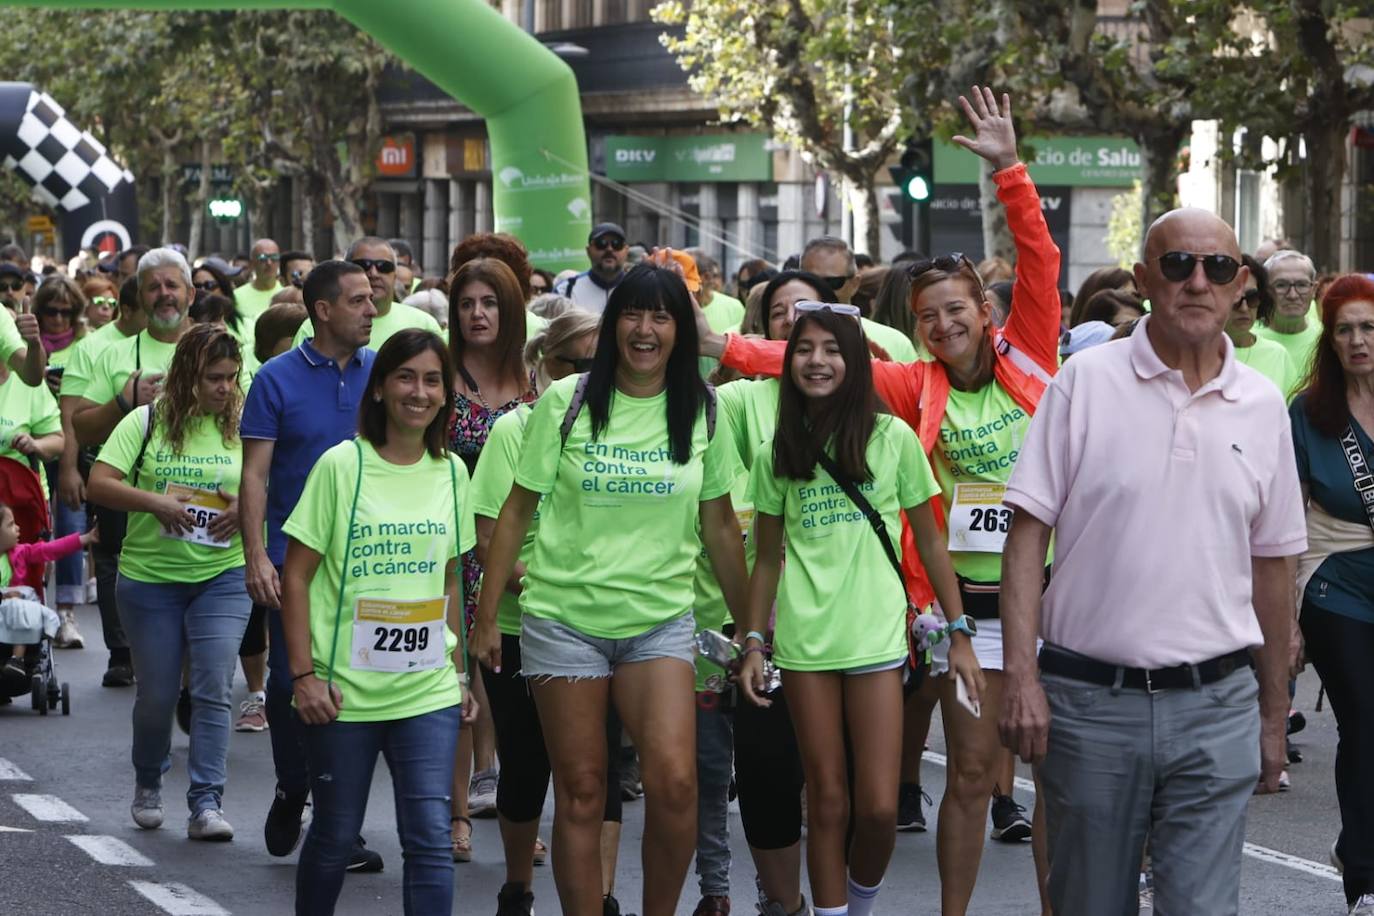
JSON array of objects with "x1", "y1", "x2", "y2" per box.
[{"x1": 373, "y1": 394, "x2": 382, "y2": 402}]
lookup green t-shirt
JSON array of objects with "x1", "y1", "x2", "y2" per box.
[
  {"x1": 862, "y1": 317, "x2": 919, "y2": 363},
  {"x1": 515, "y1": 374, "x2": 737, "y2": 638},
  {"x1": 59, "y1": 321, "x2": 129, "y2": 400},
  {"x1": 526, "y1": 310, "x2": 547, "y2": 338},
  {"x1": 932, "y1": 382, "x2": 1031, "y2": 583},
  {"x1": 699, "y1": 293, "x2": 747, "y2": 379},
  {"x1": 81, "y1": 331, "x2": 178, "y2": 407},
  {"x1": 750, "y1": 414, "x2": 937, "y2": 670},
  {"x1": 0, "y1": 305, "x2": 24, "y2": 367},
  {"x1": 96, "y1": 405, "x2": 244, "y2": 584},
  {"x1": 45, "y1": 336, "x2": 84, "y2": 369},
  {"x1": 1235, "y1": 335, "x2": 1298, "y2": 400},
  {"x1": 235, "y1": 282, "x2": 283, "y2": 322},
  {"x1": 295, "y1": 301, "x2": 443, "y2": 351},
  {"x1": 282, "y1": 438, "x2": 476, "y2": 723},
  {"x1": 469, "y1": 406, "x2": 538, "y2": 637},
  {"x1": 1256, "y1": 320, "x2": 1321, "y2": 383},
  {"x1": 0, "y1": 371, "x2": 61, "y2": 497}
]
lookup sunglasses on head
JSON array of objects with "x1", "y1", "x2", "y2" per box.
[
  {"x1": 557, "y1": 355, "x2": 595, "y2": 373},
  {"x1": 592, "y1": 237, "x2": 626, "y2": 252},
  {"x1": 255, "y1": 252, "x2": 281, "y2": 263},
  {"x1": 37, "y1": 305, "x2": 74, "y2": 318},
  {"x1": 794, "y1": 300, "x2": 861, "y2": 317},
  {"x1": 1232, "y1": 289, "x2": 1261, "y2": 309},
  {"x1": 908, "y1": 252, "x2": 971, "y2": 279},
  {"x1": 1156, "y1": 251, "x2": 1240, "y2": 285},
  {"x1": 90, "y1": 296, "x2": 117, "y2": 308},
  {"x1": 351, "y1": 258, "x2": 396, "y2": 275}
]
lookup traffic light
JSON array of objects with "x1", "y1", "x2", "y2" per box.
[
  {"x1": 889, "y1": 139, "x2": 933, "y2": 202},
  {"x1": 208, "y1": 197, "x2": 243, "y2": 222}
]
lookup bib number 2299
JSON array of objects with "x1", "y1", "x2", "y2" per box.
[
  {"x1": 351, "y1": 596, "x2": 447, "y2": 673},
  {"x1": 371, "y1": 625, "x2": 431, "y2": 654}
]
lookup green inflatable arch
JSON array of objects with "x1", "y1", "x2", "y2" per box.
[{"x1": 12, "y1": 0, "x2": 594, "y2": 272}]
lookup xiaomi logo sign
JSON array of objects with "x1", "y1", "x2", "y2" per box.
[{"x1": 376, "y1": 135, "x2": 416, "y2": 178}]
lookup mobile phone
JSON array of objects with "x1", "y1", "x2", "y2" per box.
[{"x1": 955, "y1": 672, "x2": 982, "y2": 719}]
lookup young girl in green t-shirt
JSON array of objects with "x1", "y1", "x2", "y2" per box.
[{"x1": 738, "y1": 304, "x2": 983, "y2": 916}]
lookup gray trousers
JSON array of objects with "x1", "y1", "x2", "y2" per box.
[
  {"x1": 695, "y1": 698, "x2": 733, "y2": 897},
  {"x1": 1038, "y1": 667, "x2": 1260, "y2": 916}
]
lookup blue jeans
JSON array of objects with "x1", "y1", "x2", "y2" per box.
[
  {"x1": 695, "y1": 696, "x2": 733, "y2": 896},
  {"x1": 44, "y1": 461, "x2": 85, "y2": 606},
  {"x1": 297, "y1": 705, "x2": 461, "y2": 916},
  {"x1": 265, "y1": 601, "x2": 310, "y2": 797},
  {"x1": 116, "y1": 568, "x2": 252, "y2": 814}
]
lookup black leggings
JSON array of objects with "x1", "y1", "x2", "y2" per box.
[
  {"x1": 481, "y1": 633, "x2": 623, "y2": 824},
  {"x1": 733, "y1": 683, "x2": 805, "y2": 850},
  {"x1": 1300, "y1": 601, "x2": 1374, "y2": 903},
  {"x1": 238, "y1": 602, "x2": 267, "y2": 657}
]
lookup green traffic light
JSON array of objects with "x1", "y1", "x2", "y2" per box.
[{"x1": 905, "y1": 175, "x2": 930, "y2": 202}]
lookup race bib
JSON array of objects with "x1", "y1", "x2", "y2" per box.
[
  {"x1": 160, "y1": 483, "x2": 231, "y2": 549},
  {"x1": 350, "y1": 596, "x2": 448, "y2": 673},
  {"x1": 947, "y1": 483, "x2": 1011, "y2": 553}
]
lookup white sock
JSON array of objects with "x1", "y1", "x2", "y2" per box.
[
  {"x1": 248, "y1": 690, "x2": 265, "y2": 703},
  {"x1": 815, "y1": 906, "x2": 849, "y2": 916},
  {"x1": 847, "y1": 877, "x2": 882, "y2": 916}
]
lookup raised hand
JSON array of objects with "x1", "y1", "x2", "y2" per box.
[{"x1": 951, "y1": 85, "x2": 1020, "y2": 172}]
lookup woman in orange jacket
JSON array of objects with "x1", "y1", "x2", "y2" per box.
[{"x1": 701, "y1": 87, "x2": 1059, "y2": 916}]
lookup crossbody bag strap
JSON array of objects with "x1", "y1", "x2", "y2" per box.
[
  {"x1": 1339, "y1": 424, "x2": 1374, "y2": 530},
  {"x1": 325, "y1": 439, "x2": 365, "y2": 687},
  {"x1": 558, "y1": 372, "x2": 592, "y2": 449},
  {"x1": 129, "y1": 406, "x2": 155, "y2": 489},
  {"x1": 449, "y1": 454, "x2": 467, "y2": 664},
  {"x1": 813, "y1": 451, "x2": 905, "y2": 592}
]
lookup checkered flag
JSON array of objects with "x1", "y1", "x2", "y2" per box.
[{"x1": 1, "y1": 87, "x2": 135, "y2": 210}]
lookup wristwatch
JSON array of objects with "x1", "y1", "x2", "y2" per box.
[{"x1": 948, "y1": 615, "x2": 978, "y2": 638}]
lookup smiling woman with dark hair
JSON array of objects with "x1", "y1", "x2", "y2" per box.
[{"x1": 473, "y1": 262, "x2": 749, "y2": 916}]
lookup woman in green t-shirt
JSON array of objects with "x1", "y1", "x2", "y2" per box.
[
  {"x1": 1229, "y1": 255, "x2": 1298, "y2": 398},
  {"x1": 738, "y1": 304, "x2": 982, "y2": 916},
  {"x1": 473, "y1": 264, "x2": 750, "y2": 916},
  {"x1": 87, "y1": 324, "x2": 250, "y2": 842},
  {"x1": 280, "y1": 329, "x2": 476, "y2": 916}
]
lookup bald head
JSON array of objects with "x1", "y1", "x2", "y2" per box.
[
  {"x1": 1134, "y1": 207, "x2": 1247, "y2": 350},
  {"x1": 249, "y1": 238, "x2": 281, "y2": 288}
]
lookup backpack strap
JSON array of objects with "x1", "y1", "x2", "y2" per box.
[
  {"x1": 129, "y1": 406, "x2": 155, "y2": 489},
  {"x1": 703, "y1": 383, "x2": 717, "y2": 441},
  {"x1": 559, "y1": 374, "x2": 717, "y2": 450}
]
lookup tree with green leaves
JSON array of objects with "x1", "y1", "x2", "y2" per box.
[{"x1": 654, "y1": 0, "x2": 919, "y2": 256}]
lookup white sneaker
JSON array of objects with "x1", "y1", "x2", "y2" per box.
[
  {"x1": 131, "y1": 786, "x2": 163, "y2": 829},
  {"x1": 469, "y1": 767, "x2": 498, "y2": 818},
  {"x1": 1349, "y1": 894, "x2": 1374, "y2": 915},
  {"x1": 54, "y1": 610, "x2": 84, "y2": 649},
  {"x1": 188, "y1": 808, "x2": 234, "y2": 841}
]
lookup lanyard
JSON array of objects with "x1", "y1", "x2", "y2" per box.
[{"x1": 1339, "y1": 424, "x2": 1374, "y2": 530}]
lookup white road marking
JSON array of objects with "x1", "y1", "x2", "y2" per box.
[
  {"x1": 65, "y1": 834, "x2": 153, "y2": 867},
  {"x1": 0, "y1": 758, "x2": 33, "y2": 781},
  {"x1": 0, "y1": 825, "x2": 32, "y2": 833},
  {"x1": 922, "y1": 751, "x2": 1340, "y2": 883},
  {"x1": 128, "y1": 881, "x2": 230, "y2": 915},
  {"x1": 11, "y1": 793, "x2": 87, "y2": 822}
]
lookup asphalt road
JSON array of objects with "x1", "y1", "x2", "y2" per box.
[{"x1": 0, "y1": 602, "x2": 1353, "y2": 915}]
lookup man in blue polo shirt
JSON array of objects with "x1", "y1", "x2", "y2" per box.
[{"x1": 239, "y1": 260, "x2": 381, "y2": 869}]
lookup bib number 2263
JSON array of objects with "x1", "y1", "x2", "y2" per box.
[
  {"x1": 351, "y1": 596, "x2": 447, "y2": 673},
  {"x1": 947, "y1": 483, "x2": 1011, "y2": 553}
]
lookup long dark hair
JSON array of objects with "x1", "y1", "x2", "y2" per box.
[
  {"x1": 1241, "y1": 254, "x2": 1275, "y2": 324},
  {"x1": 1301, "y1": 273, "x2": 1374, "y2": 437},
  {"x1": 358, "y1": 329, "x2": 455, "y2": 459},
  {"x1": 772, "y1": 308, "x2": 881, "y2": 483},
  {"x1": 584, "y1": 263, "x2": 706, "y2": 465},
  {"x1": 747, "y1": 270, "x2": 835, "y2": 338},
  {"x1": 192, "y1": 262, "x2": 242, "y2": 333}
]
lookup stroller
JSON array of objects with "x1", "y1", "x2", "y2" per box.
[{"x1": 0, "y1": 455, "x2": 71, "y2": 716}]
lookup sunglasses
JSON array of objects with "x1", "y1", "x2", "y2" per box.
[
  {"x1": 89, "y1": 296, "x2": 117, "y2": 308},
  {"x1": 193, "y1": 280, "x2": 220, "y2": 292},
  {"x1": 794, "y1": 300, "x2": 861, "y2": 317},
  {"x1": 908, "y1": 252, "x2": 971, "y2": 279},
  {"x1": 255, "y1": 252, "x2": 281, "y2": 263},
  {"x1": 37, "y1": 306, "x2": 74, "y2": 318},
  {"x1": 0, "y1": 280, "x2": 23, "y2": 292},
  {"x1": 557, "y1": 355, "x2": 595, "y2": 373},
  {"x1": 351, "y1": 257, "x2": 396, "y2": 275},
  {"x1": 820, "y1": 274, "x2": 855, "y2": 291},
  {"x1": 1232, "y1": 289, "x2": 1261, "y2": 310},
  {"x1": 1271, "y1": 279, "x2": 1314, "y2": 297},
  {"x1": 1156, "y1": 251, "x2": 1240, "y2": 285},
  {"x1": 592, "y1": 238, "x2": 626, "y2": 252}
]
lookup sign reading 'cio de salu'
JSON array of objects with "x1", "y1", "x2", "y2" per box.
[
  {"x1": 604, "y1": 134, "x2": 772, "y2": 183},
  {"x1": 934, "y1": 136, "x2": 1142, "y2": 187}
]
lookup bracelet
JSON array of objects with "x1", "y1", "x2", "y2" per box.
[
  {"x1": 114, "y1": 392, "x2": 132, "y2": 415},
  {"x1": 742, "y1": 645, "x2": 766, "y2": 658},
  {"x1": 744, "y1": 630, "x2": 766, "y2": 645},
  {"x1": 458, "y1": 671, "x2": 470, "y2": 686},
  {"x1": 291, "y1": 671, "x2": 313, "y2": 683}
]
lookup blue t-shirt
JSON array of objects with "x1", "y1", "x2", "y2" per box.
[
  {"x1": 239, "y1": 341, "x2": 377, "y2": 566},
  {"x1": 1290, "y1": 394, "x2": 1374, "y2": 623}
]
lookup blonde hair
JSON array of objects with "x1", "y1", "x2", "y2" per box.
[
  {"x1": 739, "y1": 281, "x2": 769, "y2": 336},
  {"x1": 156, "y1": 324, "x2": 242, "y2": 454},
  {"x1": 525, "y1": 309, "x2": 600, "y2": 392}
]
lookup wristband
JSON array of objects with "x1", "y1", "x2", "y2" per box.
[
  {"x1": 291, "y1": 671, "x2": 314, "y2": 683},
  {"x1": 115, "y1": 392, "x2": 132, "y2": 415},
  {"x1": 744, "y1": 630, "x2": 766, "y2": 646},
  {"x1": 742, "y1": 645, "x2": 765, "y2": 658},
  {"x1": 458, "y1": 671, "x2": 470, "y2": 686}
]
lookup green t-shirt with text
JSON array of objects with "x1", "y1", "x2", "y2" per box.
[
  {"x1": 282, "y1": 439, "x2": 476, "y2": 723},
  {"x1": 469, "y1": 406, "x2": 538, "y2": 637},
  {"x1": 96, "y1": 405, "x2": 244, "y2": 584},
  {"x1": 295, "y1": 301, "x2": 443, "y2": 351},
  {"x1": 0, "y1": 305, "x2": 24, "y2": 367},
  {"x1": 1256, "y1": 320, "x2": 1321, "y2": 383},
  {"x1": 60, "y1": 321, "x2": 129, "y2": 400},
  {"x1": 0, "y1": 372, "x2": 60, "y2": 497},
  {"x1": 1235, "y1": 336, "x2": 1298, "y2": 400},
  {"x1": 515, "y1": 374, "x2": 737, "y2": 639},
  {"x1": 750, "y1": 413, "x2": 937, "y2": 670}
]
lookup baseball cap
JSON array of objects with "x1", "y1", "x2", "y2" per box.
[
  {"x1": 0, "y1": 263, "x2": 24, "y2": 279},
  {"x1": 1059, "y1": 320, "x2": 1116, "y2": 357},
  {"x1": 588, "y1": 222, "x2": 626, "y2": 243},
  {"x1": 199, "y1": 255, "x2": 243, "y2": 279}
]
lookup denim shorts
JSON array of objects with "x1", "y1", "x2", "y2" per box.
[{"x1": 520, "y1": 611, "x2": 696, "y2": 680}]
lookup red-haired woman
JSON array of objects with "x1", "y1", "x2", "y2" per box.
[{"x1": 1290, "y1": 273, "x2": 1374, "y2": 915}]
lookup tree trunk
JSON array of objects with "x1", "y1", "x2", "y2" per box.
[
  {"x1": 300, "y1": 175, "x2": 317, "y2": 257},
  {"x1": 159, "y1": 147, "x2": 179, "y2": 245},
  {"x1": 842, "y1": 172, "x2": 882, "y2": 257},
  {"x1": 1137, "y1": 129, "x2": 1184, "y2": 244},
  {"x1": 186, "y1": 139, "x2": 212, "y2": 260},
  {"x1": 978, "y1": 160, "x2": 1013, "y2": 263},
  {"x1": 1303, "y1": 119, "x2": 1347, "y2": 273}
]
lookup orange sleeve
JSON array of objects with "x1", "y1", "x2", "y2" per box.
[
  {"x1": 871, "y1": 359, "x2": 923, "y2": 430},
  {"x1": 996, "y1": 163, "x2": 1062, "y2": 375},
  {"x1": 720, "y1": 333, "x2": 787, "y2": 378}
]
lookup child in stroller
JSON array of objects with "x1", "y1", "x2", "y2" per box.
[{"x1": 0, "y1": 501, "x2": 97, "y2": 701}]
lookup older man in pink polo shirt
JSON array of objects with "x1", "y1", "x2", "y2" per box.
[{"x1": 997, "y1": 208, "x2": 1307, "y2": 916}]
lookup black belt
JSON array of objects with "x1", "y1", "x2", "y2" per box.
[{"x1": 1039, "y1": 644, "x2": 1253, "y2": 693}]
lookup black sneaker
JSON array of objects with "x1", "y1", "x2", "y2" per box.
[
  {"x1": 990, "y1": 793, "x2": 1032, "y2": 842},
  {"x1": 603, "y1": 894, "x2": 637, "y2": 916},
  {"x1": 0, "y1": 658, "x2": 27, "y2": 694},
  {"x1": 496, "y1": 882, "x2": 534, "y2": 916},
  {"x1": 176, "y1": 687, "x2": 191, "y2": 735},
  {"x1": 101, "y1": 663, "x2": 135, "y2": 687},
  {"x1": 346, "y1": 835, "x2": 384, "y2": 873},
  {"x1": 897, "y1": 782, "x2": 930, "y2": 832},
  {"x1": 263, "y1": 787, "x2": 310, "y2": 857}
]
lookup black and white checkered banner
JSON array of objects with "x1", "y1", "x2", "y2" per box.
[{"x1": 0, "y1": 82, "x2": 139, "y2": 260}]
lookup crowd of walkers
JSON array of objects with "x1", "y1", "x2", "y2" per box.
[{"x1": 1, "y1": 85, "x2": 1372, "y2": 916}]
